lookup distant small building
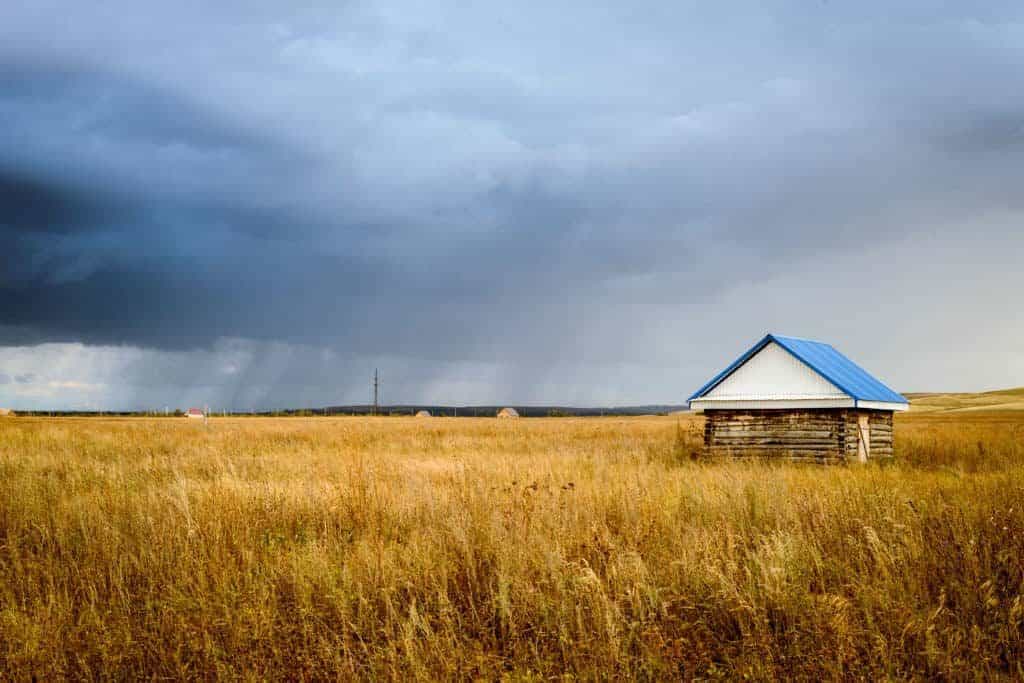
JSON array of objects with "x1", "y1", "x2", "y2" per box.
[
  {"x1": 415, "y1": 410, "x2": 432, "y2": 418},
  {"x1": 0, "y1": 408, "x2": 15, "y2": 417},
  {"x1": 688, "y1": 334, "x2": 908, "y2": 462},
  {"x1": 497, "y1": 407, "x2": 520, "y2": 419},
  {"x1": 185, "y1": 407, "x2": 205, "y2": 419}
]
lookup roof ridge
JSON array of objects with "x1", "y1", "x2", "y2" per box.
[
  {"x1": 771, "y1": 337, "x2": 857, "y2": 399},
  {"x1": 769, "y1": 333, "x2": 829, "y2": 345}
]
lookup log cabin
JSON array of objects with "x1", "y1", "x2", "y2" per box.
[{"x1": 687, "y1": 334, "x2": 908, "y2": 462}]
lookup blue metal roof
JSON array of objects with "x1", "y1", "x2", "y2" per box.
[{"x1": 688, "y1": 333, "x2": 908, "y2": 406}]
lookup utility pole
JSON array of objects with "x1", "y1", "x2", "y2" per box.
[{"x1": 373, "y1": 368, "x2": 379, "y2": 416}]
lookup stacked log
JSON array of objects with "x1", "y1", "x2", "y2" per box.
[
  {"x1": 869, "y1": 411, "x2": 894, "y2": 458},
  {"x1": 705, "y1": 410, "x2": 845, "y2": 462},
  {"x1": 705, "y1": 409, "x2": 895, "y2": 462},
  {"x1": 842, "y1": 412, "x2": 860, "y2": 459}
]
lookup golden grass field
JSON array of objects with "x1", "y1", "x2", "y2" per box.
[{"x1": 1, "y1": 412, "x2": 1022, "y2": 680}]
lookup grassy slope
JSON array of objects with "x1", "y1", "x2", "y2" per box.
[
  {"x1": 0, "y1": 414, "x2": 1022, "y2": 679},
  {"x1": 905, "y1": 386, "x2": 1024, "y2": 412}
]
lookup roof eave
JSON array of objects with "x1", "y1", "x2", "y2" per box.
[{"x1": 855, "y1": 399, "x2": 910, "y2": 411}]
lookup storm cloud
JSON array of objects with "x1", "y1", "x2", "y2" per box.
[{"x1": 2, "y1": 2, "x2": 1023, "y2": 409}]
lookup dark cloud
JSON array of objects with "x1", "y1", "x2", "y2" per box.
[
  {"x1": 0, "y1": 60, "x2": 277, "y2": 156},
  {"x1": 1, "y1": 2, "x2": 1023, "y2": 408},
  {"x1": 0, "y1": 169, "x2": 123, "y2": 235}
]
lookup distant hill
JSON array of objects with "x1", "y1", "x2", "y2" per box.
[
  {"x1": 904, "y1": 387, "x2": 1024, "y2": 413},
  {"x1": 318, "y1": 404, "x2": 686, "y2": 417}
]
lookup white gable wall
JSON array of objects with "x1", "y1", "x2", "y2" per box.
[{"x1": 694, "y1": 340, "x2": 850, "y2": 405}]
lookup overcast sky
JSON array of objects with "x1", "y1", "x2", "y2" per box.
[{"x1": 2, "y1": 2, "x2": 1023, "y2": 410}]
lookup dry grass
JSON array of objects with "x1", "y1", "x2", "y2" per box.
[{"x1": 1, "y1": 413, "x2": 1022, "y2": 680}]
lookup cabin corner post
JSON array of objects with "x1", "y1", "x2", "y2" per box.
[{"x1": 840, "y1": 409, "x2": 896, "y2": 462}]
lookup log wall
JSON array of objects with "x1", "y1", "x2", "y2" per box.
[
  {"x1": 704, "y1": 409, "x2": 895, "y2": 463},
  {"x1": 869, "y1": 410, "x2": 893, "y2": 459}
]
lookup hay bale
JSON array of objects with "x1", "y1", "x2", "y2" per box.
[
  {"x1": 0, "y1": 408, "x2": 15, "y2": 417},
  {"x1": 496, "y1": 407, "x2": 519, "y2": 419},
  {"x1": 415, "y1": 410, "x2": 432, "y2": 418}
]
